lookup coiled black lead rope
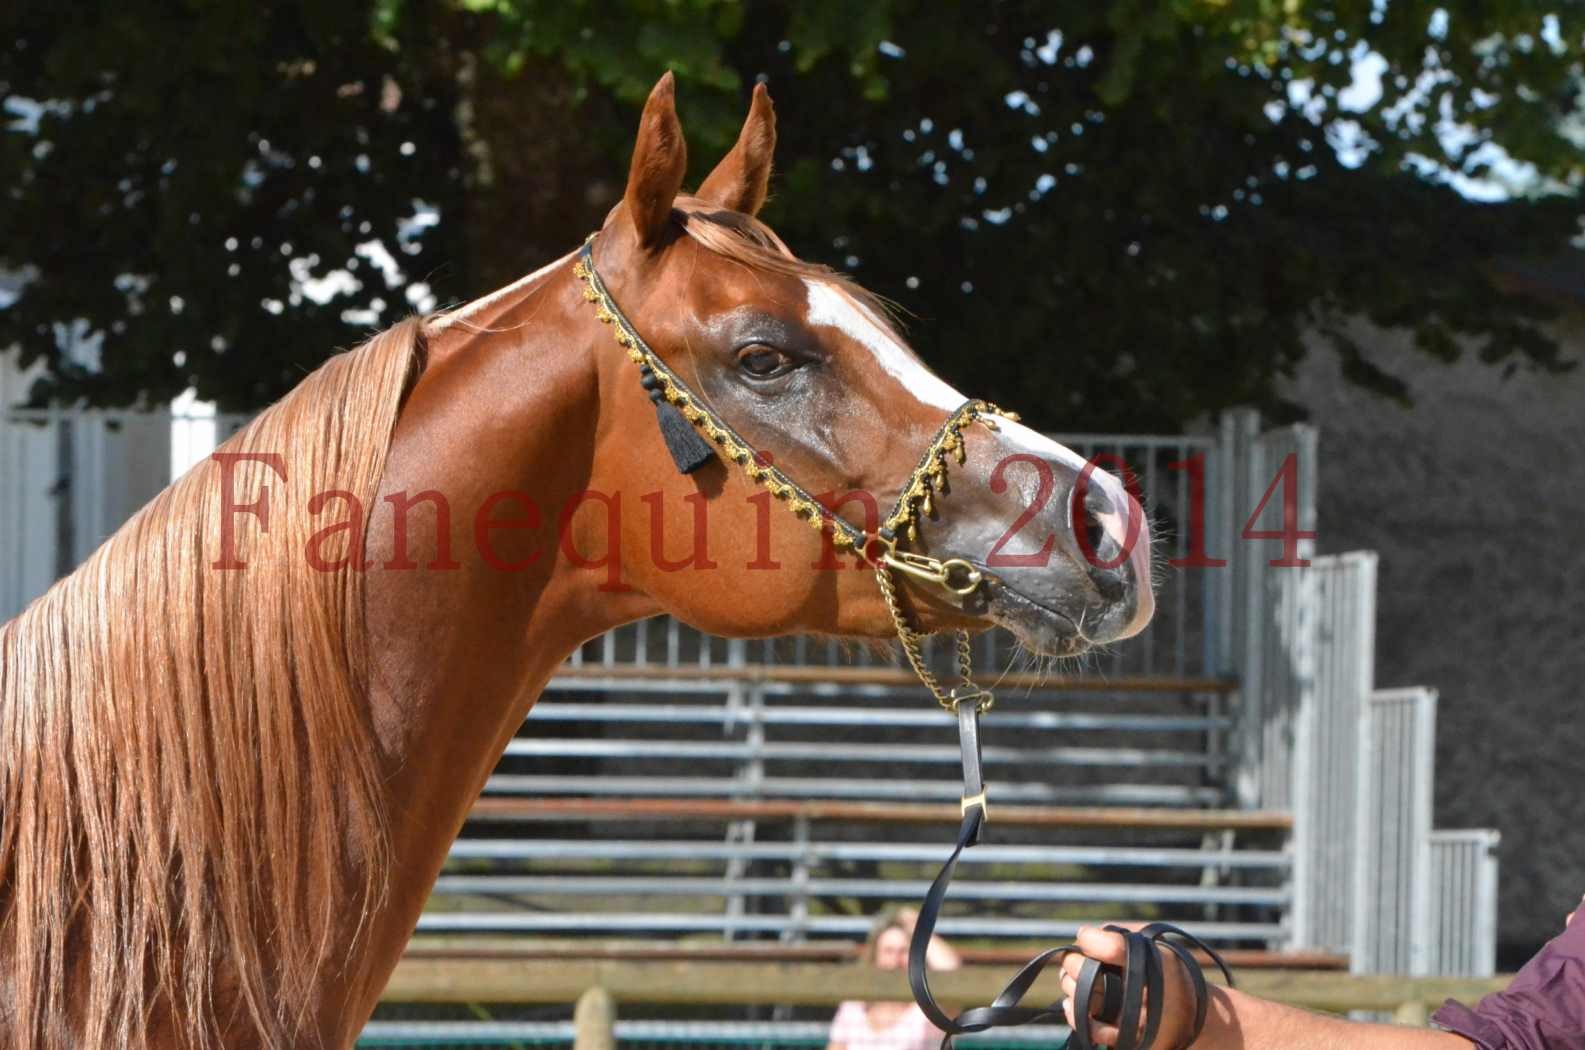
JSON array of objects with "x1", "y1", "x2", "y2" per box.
[{"x1": 908, "y1": 701, "x2": 1236, "y2": 1049}]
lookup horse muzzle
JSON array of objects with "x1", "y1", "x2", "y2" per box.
[{"x1": 906, "y1": 414, "x2": 1155, "y2": 657}]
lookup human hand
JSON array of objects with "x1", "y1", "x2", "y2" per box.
[{"x1": 1059, "y1": 925, "x2": 1202, "y2": 1050}]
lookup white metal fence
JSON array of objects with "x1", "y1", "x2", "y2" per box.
[{"x1": 1272, "y1": 559, "x2": 1499, "y2": 979}]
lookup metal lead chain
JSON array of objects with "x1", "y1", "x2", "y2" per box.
[{"x1": 875, "y1": 560, "x2": 991, "y2": 713}]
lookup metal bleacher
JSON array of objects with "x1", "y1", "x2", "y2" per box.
[
  {"x1": 415, "y1": 616, "x2": 1302, "y2": 955},
  {"x1": 410, "y1": 418, "x2": 1500, "y2": 986},
  {"x1": 405, "y1": 428, "x2": 1309, "y2": 958},
  {"x1": 0, "y1": 401, "x2": 1498, "y2": 1017}
]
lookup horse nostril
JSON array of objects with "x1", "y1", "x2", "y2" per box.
[
  {"x1": 1078, "y1": 488, "x2": 1115, "y2": 559},
  {"x1": 1084, "y1": 488, "x2": 1113, "y2": 518},
  {"x1": 1082, "y1": 510, "x2": 1107, "y2": 564},
  {"x1": 1073, "y1": 486, "x2": 1126, "y2": 601},
  {"x1": 1090, "y1": 566, "x2": 1125, "y2": 602}
]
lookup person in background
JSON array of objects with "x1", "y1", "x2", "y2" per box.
[
  {"x1": 827, "y1": 906, "x2": 962, "y2": 1050},
  {"x1": 1058, "y1": 895, "x2": 1585, "y2": 1049}
]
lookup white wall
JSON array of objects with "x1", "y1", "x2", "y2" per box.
[
  {"x1": 0, "y1": 351, "x2": 173, "y2": 621},
  {"x1": 0, "y1": 351, "x2": 58, "y2": 620}
]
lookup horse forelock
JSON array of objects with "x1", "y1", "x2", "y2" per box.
[
  {"x1": 671, "y1": 196, "x2": 907, "y2": 336},
  {"x1": 0, "y1": 317, "x2": 427, "y2": 1049}
]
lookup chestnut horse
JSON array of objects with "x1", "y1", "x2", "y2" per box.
[{"x1": 0, "y1": 75, "x2": 1151, "y2": 1049}]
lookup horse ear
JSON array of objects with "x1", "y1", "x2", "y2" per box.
[
  {"x1": 623, "y1": 72, "x2": 689, "y2": 249},
  {"x1": 697, "y1": 82, "x2": 776, "y2": 216}
]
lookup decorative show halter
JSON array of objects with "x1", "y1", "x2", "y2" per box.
[{"x1": 574, "y1": 234, "x2": 1233, "y2": 1050}]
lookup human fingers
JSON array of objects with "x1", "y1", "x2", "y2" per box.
[
  {"x1": 1075, "y1": 925, "x2": 1133, "y2": 965},
  {"x1": 1059, "y1": 993, "x2": 1123, "y2": 1044}
]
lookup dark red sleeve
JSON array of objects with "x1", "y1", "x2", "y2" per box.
[{"x1": 1430, "y1": 917, "x2": 1585, "y2": 1049}]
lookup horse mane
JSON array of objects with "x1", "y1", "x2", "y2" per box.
[{"x1": 0, "y1": 317, "x2": 428, "y2": 1049}]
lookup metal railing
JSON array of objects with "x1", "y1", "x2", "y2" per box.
[
  {"x1": 363, "y1": 960, "x2": 1516, "y2": 1048},
  {"x1": 504, "y1": 681, "x2": 1236, "y2": 808},
  {"x1": 439, "y1": 670, "x2": 1284, "y2": 946}
]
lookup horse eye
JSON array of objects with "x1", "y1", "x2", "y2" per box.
[{"x1": 737, "y1": 345, "x2": 794, "y2": 379}]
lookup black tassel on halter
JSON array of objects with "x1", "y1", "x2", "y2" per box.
[{"x1": 639, "y1": 364, "x2": 716, "y2": 474}]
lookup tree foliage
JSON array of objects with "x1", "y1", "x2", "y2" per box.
[{"x1": 1, "y1": 1, "x2": 1581, "y2": 427}]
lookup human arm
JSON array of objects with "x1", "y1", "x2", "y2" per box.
[
  {"x1": 1185, "y1": 986, "x2": 1470, "y2": 1049},
  {"x1": 1059, "y1": 926, "x2": 1473, "y2": 1049}
]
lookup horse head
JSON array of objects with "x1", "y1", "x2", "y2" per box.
[{"x1": 580, "y1": 73, "x2": 1153, "y2": 657}]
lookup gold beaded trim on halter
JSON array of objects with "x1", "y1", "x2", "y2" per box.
[{"x1": 881, "y1": 400, "x2": 1016, "y2": 545}]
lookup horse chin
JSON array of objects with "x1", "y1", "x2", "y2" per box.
[{"x1": 983, "y1": 578, "x2": 1092, "y2": 659}]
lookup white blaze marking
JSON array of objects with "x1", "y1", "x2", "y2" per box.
[
  {"x1": 803, "y1": 280, "x2": 965, "y2": 412},
  {"x1": 429, "y1": 249, "x2": 577, "y2": 331},
  {"x1": 995, "y1": 417, "x2": 1091, "y2": 478},
  {"x1": 996, "y1": 415, "x2": 1133, "y2": 547},
  {"x1": 997, "y1": 415, "x2": 1139, "y2": 546}
]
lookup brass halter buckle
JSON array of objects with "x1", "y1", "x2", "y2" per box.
[{"x1": 881, "y1": 550, "x2": 984, "y2": 598}]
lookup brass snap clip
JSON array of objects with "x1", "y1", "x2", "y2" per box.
[
  {"x1": 882, "y1": 550, "x2": 985, "y2": 598},
  {"x1": 939, "y1": 558, "x2": 984, "y2": 597}
]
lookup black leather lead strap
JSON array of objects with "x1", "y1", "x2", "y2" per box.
[
  {"x1": 907, "y1": 703, "x2": 1238, "y2": 1050},
  {"x1": 909, "y1": 701, "x2": 987, "y2": 1033},
  {"x1": 955, "y1": 699, "x2": 986, "y2": 846}
]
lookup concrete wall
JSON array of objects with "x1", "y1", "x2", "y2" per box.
[{"x1": 1285, "y1": 316, "x2": 1585, "y2": 961}]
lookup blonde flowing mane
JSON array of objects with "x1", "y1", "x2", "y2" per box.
[{"x1": 0, "y1": 318, "x2": 427, "y2": 1049}]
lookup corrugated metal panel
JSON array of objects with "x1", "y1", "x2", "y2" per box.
[
  {"x1": 1428, "y1": 829, "x2": 1500, "y2": 977},
  {"x1": 1352, "y1": 687, "x2": 1437, "y2": 975},
  {"x1": 1226, "y1": 415, "x2": 1319, "y2": 810},
  {"x1": 1290, "y1": 552, "x2": 1377, "y2": 952}
]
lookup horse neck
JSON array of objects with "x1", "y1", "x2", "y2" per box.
[{"x1": 331, "y1": 259, "x2": 661, "y2": 1036}]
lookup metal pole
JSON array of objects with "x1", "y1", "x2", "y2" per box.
[
  {"x1": 1231, "y1": 409, "x2": 1263, "y2": 810},
  {"x1": 53, "y1": 409, "x2": 75, "y2": 580},
  {"x1": 573, "y1": 986, "x2": 616, "y2": 1050}
]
